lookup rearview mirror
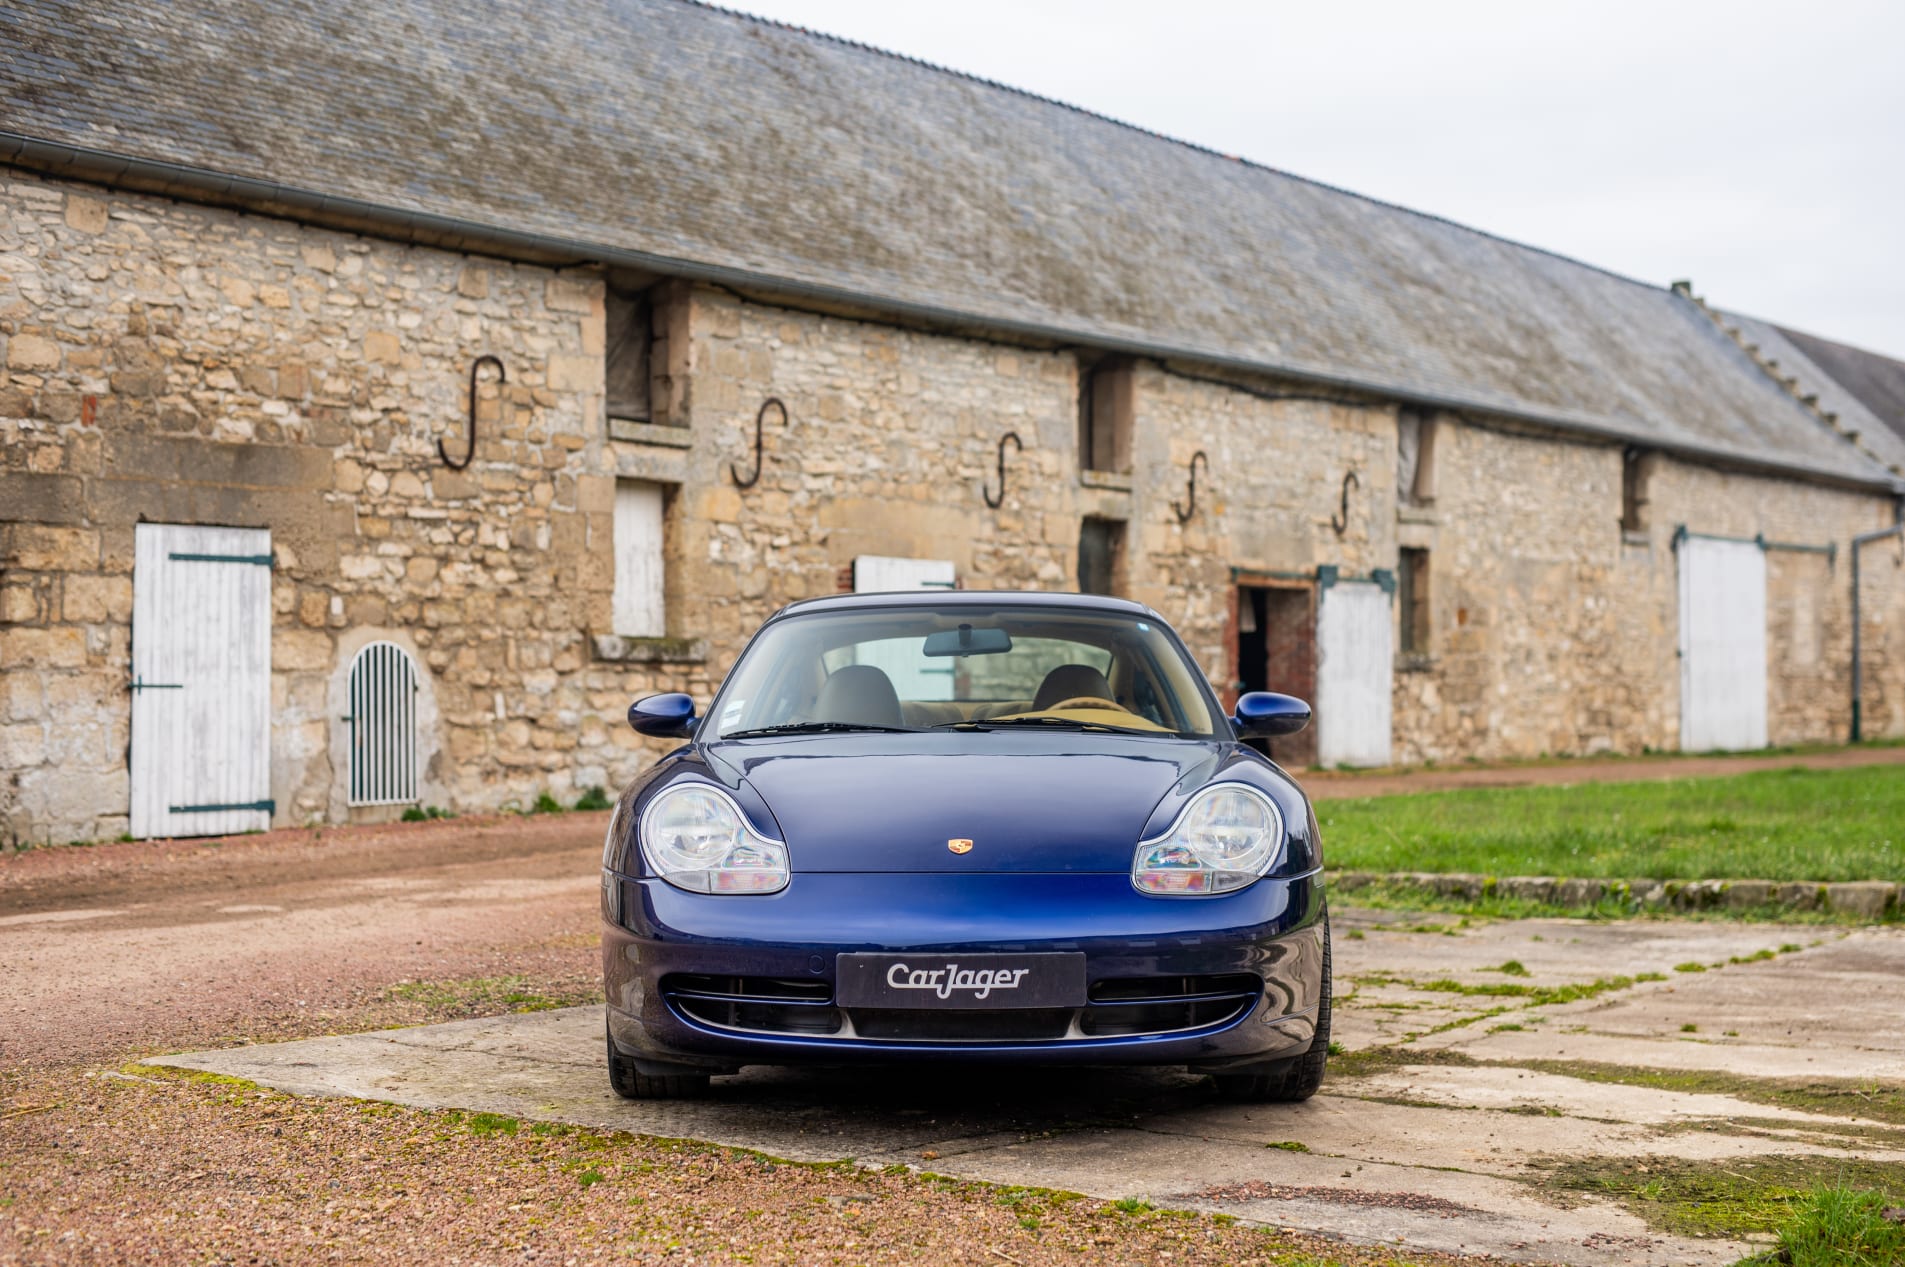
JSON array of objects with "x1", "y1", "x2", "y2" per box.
[
  {"x1": 1232, "y1": 692, "x2": 1310, "y2": 739},
  {"x1": 628, "y1": 693, "x2": 697, "y2": 738},
  {"x1": 922, "y1": 624, "x2": 1013, "y2": 657}
]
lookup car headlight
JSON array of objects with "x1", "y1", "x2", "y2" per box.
[
  {"x1": 1132, "y1": 783, "x2": 1285, "y2": 896},
  {"x1": 639, "y1": 784, "x2": 789, "y2": 894}
]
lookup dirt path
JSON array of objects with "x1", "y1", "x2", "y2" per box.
[
  {"x1": 1300, "y1": 742, "x2": 1905, "y2": 799},
  {"x1": 0, "y1": 813, "x2": 605, "y2": 1065}
]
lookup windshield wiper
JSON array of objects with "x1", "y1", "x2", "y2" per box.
[
  {"x1": 720, "y1": 721, "x2": 916, "y2": 739},
  {"x1": 940, "y1": 716, "x2": 1158, "y2": 735}
]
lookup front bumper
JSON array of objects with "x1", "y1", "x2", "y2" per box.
[{"x1": 602, "y1": 869, "x2": 1326, "y2": 1072}]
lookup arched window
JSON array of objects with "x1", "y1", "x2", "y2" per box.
[{"x1": 347, "y1": 641, "x2": 419, "y2": 806}]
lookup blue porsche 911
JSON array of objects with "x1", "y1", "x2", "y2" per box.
[{"x1": 601, "y1": 591, "x2": 1330, "y2": 1101}]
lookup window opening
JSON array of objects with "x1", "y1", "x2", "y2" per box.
[
  {"x1": 1399, "y1": 548, "x2": 1431, "y2": 655},
  {"x1": 1397, "y1": 408, "x2": 1438, "y2": 506},
  {"x1": 1621, "y1": 448, "x2": 1654, "y2": 536},
  {"x1": 348, "y1": 641, "x2": 420, "y2": 807},
  {"x1": 605, "y1": 287, "x2": 653, "y2": 424},
  {"x1": 1078, "y1": 357, "x2": 1134, "y2": 473},
  {"x1": 1077, "y1": 516, "x2": 1127, "y2": 596}
]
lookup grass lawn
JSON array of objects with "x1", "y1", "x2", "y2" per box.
[{"x1": 1317, "y1": 764, "x2": 1905, "y2": 882}]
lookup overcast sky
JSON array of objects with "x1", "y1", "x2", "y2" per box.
[{"x1": 732, "y1": 0, "x2": 1905, "y2": 358}]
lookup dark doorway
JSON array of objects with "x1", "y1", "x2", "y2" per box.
[
  {"x1": 1233, "y1": 582, "x2": 1318, "y2": 768},
  {"x1": 1077, "y1": 517, "x2": 1126, "y2": 597}
]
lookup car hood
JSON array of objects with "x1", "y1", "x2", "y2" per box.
[{"x1": 706, "y1": 733, "x2": 1223, "y2": 873}]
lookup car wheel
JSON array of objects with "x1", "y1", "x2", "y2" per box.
[
  {"x1": 1213, "y1": 915, "x2": 1332, "y2": 1104},
  {"x1": 606, "y1": 1024, "x2": 710, "y2": 1100}
]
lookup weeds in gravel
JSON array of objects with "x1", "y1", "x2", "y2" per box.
[
  {"x1": 1508, "y1": 1059, "x2": 1905, "y2": 1129},
  {"x1": 379, "y1": 974, "x2": 592, "y2": 1016},
  {"x1": 1539, "y1": 1155, "x2": 1905, "y2": 1240},
  {"x1": 1747, "y1": 1185, "x2": 1905, "y2": 1267}
]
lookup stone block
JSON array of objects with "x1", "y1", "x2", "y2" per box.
[
  {"x1": 0, "y1": 475, "x2": 87, "y2": 527},
  {"x1": 273, "y1": 628, "x2": 334, "y2": 672},
  {"x1": 545, "y1": 276, "x2": 598, "y2": 313},
  {"x1": 2, "y1": 524, "x2": 99, "y2": 572},
  {"x1": 1723, "y1": 880, "x2": 1775, "y2": 909},
  {"x1": 1555, "y1": 878, "x2": 1606, "y2": 906},
  {"x1": 60, "y1": 575, "x2": 130, "y2": 623},
  {"x1": 546, "y1": 354, "x2": 597, "y2": 393},
  {"x1": 1670, "y1": 879, "x2": 1726, "y2": 910},
  {"x1": 1825, "y1": 882, "x2": 1895, "y2": 922},
  {"x1": 1497, "y1": 876, "x2": 1556, "y2": 902},
  {"x1": 364, "y1": 331, "x2": 402, "y2": 365},
  {"x1": 1775, "y1": 882, "x2": 1824, "y2": 912},
  {"x1": 3, "y1": 671, "x2": 43, "y2": 721},
  {"x1": 7, "y1": 334, "x2": 61, "y2": 372},
  {"x1": 64, "y1": 193, "x2": 109, "y2": 234},
  {"x1": 1, "y1": 585, "x2": 42, "y2": 624},
  {"x1": 1, "y1": 626, "x2": 87, "y2": 669},
  {"x1": 1429, "y1": 873, "x2": 1485, "y2": 899},
  {"x1": 0, "y1": 722, "x2": 45, "y2": 768}
]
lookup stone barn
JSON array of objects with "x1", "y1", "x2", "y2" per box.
[{"x1": 2, "y1": 0, "x2": 1903, "y2": 844}]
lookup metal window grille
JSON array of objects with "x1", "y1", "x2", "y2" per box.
[{"x1": 347, "y1": 641, "x2": 419, "y2": 806}]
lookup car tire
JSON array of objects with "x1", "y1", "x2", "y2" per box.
[
  {"x1": 1213, "y1": 915, "x2": 1332, "y2": 1104},
  {"x1": 606, "y1": 1025, "x2": 711, "y2": 1100}
]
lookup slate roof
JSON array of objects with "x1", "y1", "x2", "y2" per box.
[
  {"x1": 1, "y1": 0, "x2": 1898, "y2": 490},
  {"x1": 1774, "y1": 326, "x2": 1905, "y2": 450},
  {"x1": 1720, "y1": 313, "x2": 1905, "y2": 474}
]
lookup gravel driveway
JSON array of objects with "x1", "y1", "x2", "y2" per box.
[{"x1": 7, "y1": 811, "x2": 1904, "y2": 1265}]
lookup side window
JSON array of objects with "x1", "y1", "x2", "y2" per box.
[
  {"x1": 1078, "y1": 357, "x2": 1134, "y2": 474},
  {"x1": 605, "y1": 288, "x2": 653, "y2": 425}
]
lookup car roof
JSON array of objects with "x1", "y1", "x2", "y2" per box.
[{"x1": 770, "y1": 589, "x2": 1159, "y2": 622}]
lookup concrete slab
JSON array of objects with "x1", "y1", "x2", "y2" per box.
[{"x1": 156, "y1": 914, "x2": 1905, "y2": 1267}]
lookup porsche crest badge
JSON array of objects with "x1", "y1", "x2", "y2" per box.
[{"x1": 946, "y1": 838, "x2": 974, "y2": 855}]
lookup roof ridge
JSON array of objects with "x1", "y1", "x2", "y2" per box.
[
  {"x1": 691, "y1": 0, "x2": 1667, "y2": 296},
  {"x1": 1770, "y1": 321, "x2": 1905, "y2": 369}
]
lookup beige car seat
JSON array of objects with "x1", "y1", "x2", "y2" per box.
[{"x1": 813, "y1": 665, "x2": 904, "y2": 728}]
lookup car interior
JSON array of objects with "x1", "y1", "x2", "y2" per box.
[{"x1": 712, "y1": 608, "x2": 1220, "y2": 737}]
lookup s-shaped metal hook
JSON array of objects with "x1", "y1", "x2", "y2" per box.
[
  {"x1": 1172, "y1": 450, "x2": 1210, "y2": 523},
  {"x1": 982, "y1": 431, "x2": 1022, "y2": 509},
  {"x1": 1330, "y1": 470, "x2": 1360, "y2": 536},
  {"x1": 441, "y1": 355, "x2": 505, "y2": 471},
  {"x1": 731, "y1": 397, "x2": 787, "y2": 489}
]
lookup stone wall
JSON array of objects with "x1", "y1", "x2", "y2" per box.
[
  {"x1": 1390, "y1": 422, "x2": 1905, "y2": 761},
  {"x1": 4, "y1": 167, "x2": 1903, "y2": 845},
  {"x1": 0, "y1": 171, "x2": 626, "y2": 842}
]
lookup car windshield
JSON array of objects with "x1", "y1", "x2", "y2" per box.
[{"x1": 704, "y1": 604, "x2": 1223, "y2": 740}]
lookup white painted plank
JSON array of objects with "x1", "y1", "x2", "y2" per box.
[
  {"x1": 129, "y1": 524, "x2": 272, "y2": 839},
  {"x1": 852, "y1": 556, "x2": 955, "y2": 594},
  {"x1": 1679, "y1": 537, "x2": 1768, "y2": 751},
  {"x1": 612, "y1": 481, "x2": 666, "y2": 638},
  {"x1": 1316, "y1": 580, "x2": 1393, "y2": 768}
]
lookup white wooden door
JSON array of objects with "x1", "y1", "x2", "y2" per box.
[
  {"x1": 852, "y1": 555, "x2": 956, "y2": 702},
  {"x1": 1679, "y1": 536, "x2": 1767, "y2": 752},
  {"x1": 1316, "y1": 580, "x2": 1393, "y2": 767},
  {"x1": 129, "y1": 524, "x2": 274, "y2": 838}
]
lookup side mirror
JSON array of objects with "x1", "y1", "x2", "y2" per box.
[
  {"x1": 1232, "y1": 691, "x2": 1310, "y2": 739},
  {"x1": 628, "y1": 693, "x2": 697, "y2": 738}
]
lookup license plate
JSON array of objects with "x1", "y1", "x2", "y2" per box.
[{"x1": 835, "y1": 953, "x2": 1087, "y2": 1010}]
